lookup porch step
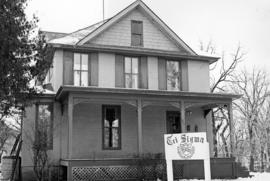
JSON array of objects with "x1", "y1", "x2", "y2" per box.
[{"x1": 235, "y1": 162, "x2": 250, "y2": 178}]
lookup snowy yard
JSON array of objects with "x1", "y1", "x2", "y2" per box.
[{"x1": 180, "y1": 172, "x2": 270, "y2": 181}]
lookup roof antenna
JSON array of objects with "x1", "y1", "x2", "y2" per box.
[{"x1": 102, "y1": 0, "x2": 105, "y2": 21}]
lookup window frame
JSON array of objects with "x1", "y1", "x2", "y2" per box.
[
  {"x1": 102, "y1": 105, "x2": 121, "y2": 150},
  {"x1": 166, "y1": 60, "x2": 181, "y2": 91},
  {"x1": 73, "y1": 53, "x2": 89, "y2": 87},
  {"x1": 131, "y1": 20, "x2": 143, "y2": 46},
  {"x1": 124, "y1": 56, "x2": 139, "y2": 89},
  {"x1": 35, "y1": 102, "x2": 54, "y2": 150}
]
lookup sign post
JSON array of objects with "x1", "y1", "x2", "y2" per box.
[{"x1": 164, "y1": 132, "x2": 211, "y2": 181}]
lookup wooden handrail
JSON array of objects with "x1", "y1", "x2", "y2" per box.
[
  {"x1": 10, "y1": 133, "x2": 21, "y2": 156},
  {"x1": 10, "y1": 135, "x2": 22, "y2": 181}
]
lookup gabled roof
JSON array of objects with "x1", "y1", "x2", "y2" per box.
[
  {"x1": 49, "y1": 19, "x2": 109, "y2": 45},
  {"x1": 77, "y1": 0, "x2": 196, "y2": 55},
  {"x1": 48, "y1": 0, "x2": 197, "y2": 55},
  {"x1": 42, "y1": 31, "x2": 68, "y2": 41}
]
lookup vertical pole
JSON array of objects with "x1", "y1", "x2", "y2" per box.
[
  {"x1": 204, "y1": 142, "x2": 211, "y2": 181},
  {"x1": 228, "y1": 102, "x2": 234, "y2": 157},
  {"x1": 180, "y1": 101, "x2": 186, "y2": 133},
  {"x1": 166, "y1": 159, "x2": 173, "y2": 181},
  {"x1": 68, "y1": 94, "x2": 73, "y2": 159},
  {"x1": 137, "y1": 98, "x2": 143, "y2": 155},
  {"x1": 102, "y1": 0, "x2": 105, "y2": 21}
]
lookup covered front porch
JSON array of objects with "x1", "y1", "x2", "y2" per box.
[{"x1": 56, "y1": 86, "x2": 239, "y2": 180}]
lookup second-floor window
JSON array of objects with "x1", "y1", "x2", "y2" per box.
[
  {"x1": 131, "y1": 20, "x2": 143, "y2": 46},
  {"x1": 167, "y1": 60, "x2": 180, "y2": 91},
  {"x1": 125, "y1": 57, "x2": 138, "y2": 88},
  {"x1": 74, "y1": 53, "x2": 88, "y2": 86}
]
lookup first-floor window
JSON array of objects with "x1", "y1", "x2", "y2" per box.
[
  {"x1": 74, "y1": 53, "x2": 88, "y2": 86},
  {"x1": 102, "y1": 105, "x2": 121, "y2": 149},
  {"x1": 125, "y1": 57, "x2": 138, "y2": 88},
  {"x1": 167, "y1": 60, "x2": 180, "y2": 91},
  {"x1": 36, "y1": 103, "x2": 53, "y2": 150}
]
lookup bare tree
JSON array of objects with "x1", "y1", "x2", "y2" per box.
[
  {"x1": 200, "y1": 40, "x2": 245, "y2": 157},
  {"x1": 231, "y1": 69, "x2": 270, "y2": 171},
  {"x1": 0, "y1": 109, "x2": 21, "y2": 161},
  {"x1": 0, "y1": 120, "x2": 12, "y2": 159}
]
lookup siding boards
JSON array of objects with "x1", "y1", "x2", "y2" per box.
[
  {"x1": 158, "y1": 58, "x2": 166, "y2": 90},
  {"x1": 63, "y1": 51, "x2": 73, "y2": 85},
  {"x1": 115, "y1": 55, "x2": 124, "y2": 87},
  {"x1": 89, "y1": 53, "x2": 99, "y2": 86},
  {"x1": 139, "y1": 57, "x2": 148, "y2": 89}
]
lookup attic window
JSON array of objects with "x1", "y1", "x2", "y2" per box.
[{"x1": 131, "y1": 20, "x2": 143, "y2": 46}]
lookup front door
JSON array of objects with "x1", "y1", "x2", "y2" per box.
[{"x1": 166, "y1": 111, "x2": 181, "y2": 133}]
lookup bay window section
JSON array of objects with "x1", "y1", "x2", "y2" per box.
[
  {"x1": 125, "y1": 57, "x2": 138, "y2": 88},
  {"x1": 167, "y1": 60, "x2": 180, "y2": 91},
  {"x1": 74, "y1": 53, "x2": 88, "y2": 86}
]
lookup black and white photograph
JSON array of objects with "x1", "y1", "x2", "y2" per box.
[{"x1": 0, "y1": 0, "x2": 270, "y2": 180}]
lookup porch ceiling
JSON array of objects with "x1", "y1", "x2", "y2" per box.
[{"x1": 55, "y1": 86, "x2": 241, "y2": 105}]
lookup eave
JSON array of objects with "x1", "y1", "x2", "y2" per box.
[
  {"x1": 55, "y1": 85, "x2": 241, "y2": 103},
  {"x1": 50, "y1": 43, "x2": 219, "y2": 63}
]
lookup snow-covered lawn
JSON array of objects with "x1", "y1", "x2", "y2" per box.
[{"x1": 180, "y1": 172, "x2": 270, "y2": 181}]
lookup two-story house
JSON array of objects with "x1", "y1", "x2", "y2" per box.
[{"x1": 21, "y1": 0, "x2": 244, "y2": 180}]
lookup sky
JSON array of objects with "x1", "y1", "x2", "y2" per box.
[{"x1": 25, "y1": 0, "x2": 270, "y2": 72}]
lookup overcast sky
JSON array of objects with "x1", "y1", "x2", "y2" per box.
[{"x1": 26, "y1": 0, "x2": 270, "y2": 72}]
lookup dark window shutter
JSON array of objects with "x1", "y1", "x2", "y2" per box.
[
  {"x1": 131, "y1": 21, "x2": 142, "y2": 34},
  {"x1": 139, "y1": 57, "x2": 148, "y2": 89},
  {"x1": 158, "y1": 57, "x2": 166, "y2": 90},
  {"x1": 181, "y1": 60, "x2": 188, "y2": 91},
  {"x1": 115, "y1": 55, "x2": 124, "y2": 87},
  {"x1": 89, "y1": 53, "x2": 98, "y2": 86},
  {"x1": 63, "y1": 51, "x2": 73, "y2": 85},
  {"x1": 131, "y1": 21, "x2": 143, "y2": 46}
]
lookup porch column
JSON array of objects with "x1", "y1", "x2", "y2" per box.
[
  {"x1": 137, "y1": 98, "x2": 143, "y2": 155},
  {"x1": 67, "y1": 94, "x2": 73, "y2": 159},
  {"x1": 228, "y1": 102, "x2": 234, "y2": 157},
  {"x1": 180, "y1": 100, "x2": 186, "y2": 133}
]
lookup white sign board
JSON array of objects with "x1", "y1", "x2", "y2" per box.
[{"x1": 164, "y1": 132, "x2": 211, "y2": 181}]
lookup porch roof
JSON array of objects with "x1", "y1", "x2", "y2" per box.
[{"x1": 55, "y1": 86, "x2": 241, "y2": 103}]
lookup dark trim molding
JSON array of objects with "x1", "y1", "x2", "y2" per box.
[
  {"x1": 55, "y1": 86, "x2": 241, "y2": 101},
  {"x1": 50, "y1": 43, "x2": 219, "y2": 64}
]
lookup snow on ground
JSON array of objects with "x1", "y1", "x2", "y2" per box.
[{"x1": 180, "y1": 172, "x2": 270, "y2": 181}]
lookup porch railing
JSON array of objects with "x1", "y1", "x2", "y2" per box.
[{"x1": 61, "y1": 157, "x2": 239, "y2": 181}]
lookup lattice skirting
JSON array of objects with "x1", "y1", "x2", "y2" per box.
[{"x1": 71, "y1": 164, "x2": 183, "y2": 181}]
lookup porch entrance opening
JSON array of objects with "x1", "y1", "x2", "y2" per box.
[{"x1": 166, "y1": 111, "x2": 181, "y2": 134}]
